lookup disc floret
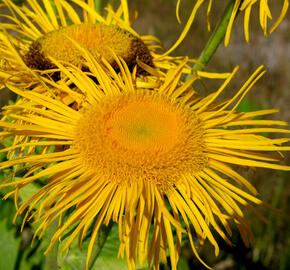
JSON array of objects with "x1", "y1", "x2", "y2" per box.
[{"x1": 75, "y1": 92, "x2": 207, "y2": 190}]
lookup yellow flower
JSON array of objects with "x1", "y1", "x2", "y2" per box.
[
  {"x1": 0, "y1": 59, "x2": 289, "y2": 270},
  {"x1": 0, "y1": 0, "x2": 223, "y2": 90},
  {"x1": 172, "y1": 0, "x2": 289, "y2": 51},
  {"x1": 1, "y1": 44, "x2": 231, "y2": 161}
]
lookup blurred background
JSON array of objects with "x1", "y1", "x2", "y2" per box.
[{"x1": 0, "y1": 0, "x2": 289, "y2": 269}]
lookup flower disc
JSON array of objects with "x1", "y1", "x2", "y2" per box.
[
  {"x1": 24, "y1": 23, "x2": 153, "y2": 73},
  {"x1": 75, "y1": 92, "x2": 207, "y2": 189}
]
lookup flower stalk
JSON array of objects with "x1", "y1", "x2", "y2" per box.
[
  {"x1": 193, "y1": 0, "x2": 236, "y2": 70},
  {"x1": 94, "y1": 0, "x2": 102, "y2": 13}
]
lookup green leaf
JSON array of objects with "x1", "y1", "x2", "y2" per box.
[
  {"x1": 91, "y1": 224, "x2": 128, "y2": 270},
  {"x1": 58, "y1": 224, "x2": 127, "y2": 270},
  {"x1": 18, "y1": 181, "x2": 42, "y2": 202},
  {"x1": 177, "y1": 256, "x2": 190, "y2": 270},
  {"x1": 58, "y1": 224, "x2": 150, "y2": 270},
  {"x1": 0, "y1": 152, "x2": 6, "y2": 162},
  {"x1": 16, "y1": 231, "x2": 44, "y2": 270},
  {"x1": 236, "y1": 98, "x2": 262, "y2": 113},
  {"x1": 0, "y1": 197, "x2": 16, "y2": 228},
  {"x1": 0, "y1": 219, "x2": 21, "y2": 270},
  {"x1": 1, "y1": 136, "x2": 14, "y2": 148}
]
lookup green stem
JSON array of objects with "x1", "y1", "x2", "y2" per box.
[
  {"x1": 44, "y1": 219, "x2": 59, "y2": 270},
  {"x1": 85, "y1": 222, "x2": 114, "y2": 270},
  {"x1": 94, "y1": 0, "x2": 102, "y2": 13},
  {"x1": 193, "y1": 0, "x2": 236, "y2": 71}
]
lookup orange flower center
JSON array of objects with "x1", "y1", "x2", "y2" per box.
[
  {"x1": 106, "y1": 100, "x2": 180, "y2": 152},
  {"x1": 75, "y1": 92, "x2": 207, "y2": 190},
  {"x1": 24, "y1": 23, "x2": 153, "y2": 74}
]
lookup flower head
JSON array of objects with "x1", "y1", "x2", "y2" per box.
[
  {"x1": 24, "y1": 23, "x2": 153, "y2": 75},
  {"x1": 0, "y1": 60, "x2": 289, "y2": 270},
  {"x1": 0, "y1": 0, "x2": 148, "y2": 85},
  {"x1": 0, "y1": 0, "x2": 219, "y2": 90}
]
